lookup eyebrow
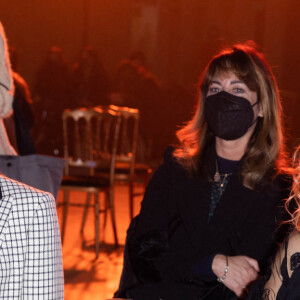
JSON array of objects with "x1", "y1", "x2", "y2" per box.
[
  {"x1": 230, "y1": 80, "x2": 244, "y2": 85},
  {"x1": 210, "y1": 80, "x2": 221, "y2": 85},
  {"x1": 210, "y1": 80, "x2": 245, "y2": 85}
]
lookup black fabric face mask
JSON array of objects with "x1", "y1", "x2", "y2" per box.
[{"x1": 204, "y1": 91, "x2": 258, "y2": 141}]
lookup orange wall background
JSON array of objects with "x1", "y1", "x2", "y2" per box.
[{"x1": 0, "y1": 0, "x2": 299, "y2": 148}]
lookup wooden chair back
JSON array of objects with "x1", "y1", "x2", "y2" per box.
[
  {"x1": 106, "y1": 105, "x2": 139, "y2": 178},
  {"x1": 62, "y1": 107, "x2": 121, "y2": 182}
]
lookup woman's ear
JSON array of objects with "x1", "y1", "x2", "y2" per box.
[{"x1": 257, "y1": 103, "x2": 264, "y2": 117}]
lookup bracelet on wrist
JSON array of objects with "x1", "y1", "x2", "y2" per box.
[{"x1": 217, "y1": 255, "x2": 229, "y2": 283}]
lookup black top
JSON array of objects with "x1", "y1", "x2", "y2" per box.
[
  {"x1": 115, "y1": 145, "x2": 291, "y2": 299},
  {"x1": 248, "y1": 238, "x2": 300, "y2": 300},
  {"x1": 216, "y1": 155, "x2": 240, "y2": 174}
]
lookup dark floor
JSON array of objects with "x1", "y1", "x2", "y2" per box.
[{"x1": 57, "y1": 184, "x2": 143, "y2": 300}]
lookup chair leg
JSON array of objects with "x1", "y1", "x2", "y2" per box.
[
  {"x1": 103, "y1": 192, "x2": 108, "y2": 229},
  {"x1": 80, "y1": 192, "x2": 92, "y2": 235},
  {"x1": 94, "y1": 192, "x2": 100, "y2": 259},
  {"x1": 108, "y1": 188, "x2": 118, "y2": 247},
  {"x1": 61, "y1": 189, "x2": 69, "y2": 244},
  {"x1": 129, "y1": 179, "x2": 134, "y2": 220}
]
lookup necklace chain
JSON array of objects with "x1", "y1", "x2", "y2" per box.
[{"x1": 214, "y1": 160, "x2": 232, "y2": 194}]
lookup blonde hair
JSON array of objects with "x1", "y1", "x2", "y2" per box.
[
  {"x1": 174, "y1": 42, "x2": 287, "y2": 189},
  {"x1": 285, "y1": 147, "x2": 300, "y2": 231}
]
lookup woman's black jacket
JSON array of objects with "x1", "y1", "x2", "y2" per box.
[{"x1": 115, "y1": 146, "x2": 291, "y2": 299}]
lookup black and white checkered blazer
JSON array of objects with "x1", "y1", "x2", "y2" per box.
[{"x1": 0, "y1": 175, "x2": 64, "y2": 299}]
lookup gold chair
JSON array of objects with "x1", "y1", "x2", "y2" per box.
[
  {"x1": 60, "y1": 107, "x2": 121, "y2": 258},
  {"x1": 96, "y1": 105, "x2": 152, "y2": 220}
]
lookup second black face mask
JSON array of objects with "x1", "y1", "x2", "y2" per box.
[{"x1": 204, "y1": 91, "x2": 256, "y2": 141}]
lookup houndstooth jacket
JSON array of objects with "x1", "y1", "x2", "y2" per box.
[{"x1": 0, "y1": 175, "x2": 64, "y2": 299}]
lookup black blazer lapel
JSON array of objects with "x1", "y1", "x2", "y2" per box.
[{"x1": 174, "y1": 175, "x2": 213, "y2": 250}]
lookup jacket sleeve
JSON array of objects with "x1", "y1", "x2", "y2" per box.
[
  {"x1": 233, "y1": 177, "x2": 291, "y2": 274},
  {"x1": 23, "y1": 193, "x2": 64, "y2": 299},
  {"x1": 128, "y1": 147, "x2": 175, "y2": 283},
  {"x1": 127, "y1": 147, "x2": 221, "y2": 284},
  {"x1": 236, "y1": 198, "x2": 278, "y2": 272}
]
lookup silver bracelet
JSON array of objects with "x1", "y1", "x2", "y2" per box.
[{"x1": 217, "y1": 256, "x2": 229, "y2": 283}]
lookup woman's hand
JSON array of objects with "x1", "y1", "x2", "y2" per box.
[{"x1": 212, "y1": 254, "x2": 260, "y2": 298}]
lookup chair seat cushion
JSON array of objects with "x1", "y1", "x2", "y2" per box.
[
  {"x1": 116, "y1": 162, "x2": 152, "y2": 174},
  {"x1": 95, "y1": 162, "x2": 152, "y2": 175},
  {"x1": 61, "y1": 174, "x2": 110, "y2": 188}
]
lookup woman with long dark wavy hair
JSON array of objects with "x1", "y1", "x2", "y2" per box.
[{"x1": 115, "y1": 42, "x2": 291, "y2": 299}]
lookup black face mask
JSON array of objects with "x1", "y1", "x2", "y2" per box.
[{"x1": 204, "y1": 91, "x2": 258, "y2": 141}]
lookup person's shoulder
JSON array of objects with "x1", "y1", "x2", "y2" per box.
[
  {"x1": 264, "y1": 171, "x2": 292, "y2": 196},
  {"x1": 287, "y1": 231, "x2": 300, "y2": 250},
  {"x1": 0, "y1": 176, "x2": 55, "y2": 227},
  {"x1": 163, "y1": 145, "x2": 176, "y2": 162},
  {"x1": 151, "y1": 146, "x2": 186, "y2": 181},
  {"x1": 274, "y1": 171, "x2": 293, "y2": 187},
  {"x1": 286, "y1": 231, "x2": 300, "y2": 275},
  {"x1": 162, "y1": 145, "x2": 184, "y2": 169},
  {"x1": 0, "y1": 174, "x2": 53, "y2": 203}
]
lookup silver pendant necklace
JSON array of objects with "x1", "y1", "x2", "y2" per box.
[{"x1": 214, "y1": 160, "x2": 232, "y2": 194}]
